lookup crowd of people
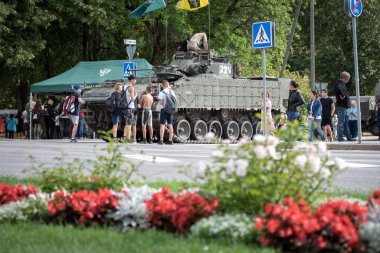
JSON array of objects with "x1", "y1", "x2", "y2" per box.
[
  {"x1": 4, "y1": 87, "x2": 88, "y2": 140},
  {"x1": 286, "y1": 71, "x2": 379, "y2": 142},
  {"x1": 108, "y1": 75, "x2": 176, "y2": 145},
  {"x1": 4, "y1": 71, "x2": 380, "y2": 143}
]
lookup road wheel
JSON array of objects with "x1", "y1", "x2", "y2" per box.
[
  {"x1": 207, "y1": 120, "x2": 223, "y2": 139},
  {"x1": 191, "y1": 120, "x2": 208, "y2": 141},
  {"x1": 223, "y1": 121, "x2": 240, "y2": 141},
  {"x1": 174, "y1": 119, "x2": 191, "y2": 141},
  {"x1": 239, "y1": 121, "x2": 254, "y2": 140}
]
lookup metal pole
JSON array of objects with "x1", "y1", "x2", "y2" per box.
[
  {"x1": 280, "y1": 0, "x2": 303, "y2": 78},
  {"x1": 262, "y1": 48, "x2": 267, "y2": 136},
  {"x1": 208, "y1": 1, "x2": 211, "y2": 43},
  {"x1": 352, "y1": 17, "x2": 362, "y2": 143},
  {"x1": 310, "y1": 0, "x2": 316, "y2": 91},
  {"x1": 165, "y1": 7, "x2": 168, "y2": 63},
  {"x1": 29, "y1": 92, "x2": 32, "y2": 140}
]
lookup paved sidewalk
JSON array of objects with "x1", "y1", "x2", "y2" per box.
[{"x1": 327, "y1": 136, "x2": 380, "y2": 151}]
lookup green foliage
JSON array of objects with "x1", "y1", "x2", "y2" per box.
[
  {"x1": 0, "y1": 222, "x2": 275, "y2": 253},
  {"x1": 27, "y1": 138, "x2": 139, "y2": 192},
  {"x1": 196, "y1": 124, "x2": 344, "y2": 215}
]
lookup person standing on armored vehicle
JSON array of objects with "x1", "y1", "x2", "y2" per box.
[
  {"x1": 123, "y1": 75, "x2": 137, "y2": 143},
  {"x1": 140, "y1": 86, "x2": 154, "y2": 144},
  {"x1": 187, "y1": 32, "x2": 208, "y2": 52}
]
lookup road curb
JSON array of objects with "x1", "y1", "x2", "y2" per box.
[{"x1": 327, "y1": 143, "x2": 380, "y2": 151}]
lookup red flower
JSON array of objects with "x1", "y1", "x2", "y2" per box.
[
  {"x1": 255, "y1": 217, "x2": 264, "y2": 230},
  {"x1": 145, "y1": 188, "x2": 219, "y2": 233},
  {"x1": 0, "y1": 183, "x2": 39, "y2": 205},
  {"x1": 48, "y1": 188, "x2": 118, "y2": 226}
]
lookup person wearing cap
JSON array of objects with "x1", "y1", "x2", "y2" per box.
[
  {"x1": 70, "y1": 84, "x2": 85, "y2": 143},
  {"x1": 123, "y1": 75, "x2": 136, "y2": 143}
]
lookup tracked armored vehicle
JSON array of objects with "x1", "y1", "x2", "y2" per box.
[{"x1": 83, "y1": 51, "x2": 290, "y2": 142}]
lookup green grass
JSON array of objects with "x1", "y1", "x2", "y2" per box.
[{"x1": 0, "y1": 222, "x2": 275, "y2": 253}]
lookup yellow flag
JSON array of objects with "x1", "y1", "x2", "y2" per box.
[{"x1": 176, "y1": 0, "x2": 209, "y2": 11}]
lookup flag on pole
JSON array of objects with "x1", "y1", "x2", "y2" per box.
[
  {"x1": 176, "y1": 0, "x2": 209, "y2": 11},
  {"x1": 131, "y1": 0, "x2": 166, "y2": 19}
]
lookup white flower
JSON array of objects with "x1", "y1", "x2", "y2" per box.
[
  {"x1": 253, "y1": 145, "x2": 268, "y2": 159},
  {"x1": 334, "y1": 158, "x2": 346, "y2": 171},
  {"x1": 196, "y1": 161, "x2": 209, "y2": 177},
  {"x1": 318, "y1": 142, "x2": 327, "y2": 153},
  {"x1": 107, "y1": 185, "x2": 157, "y2": 231},
  {"x1": 226, "y1": 159, "x2": 236, "y2": 175},
  {"x1": 267, "y1": 145, "x2": 278, "y2": 159},
  {"x1": 308, "y1": 155, "x2": 321, "y2": 173},
  {"x1": 205, "y1": 132, "x2": 215, "y2": 141},
  {"x1": 295, "y1": 155, "x2": 308, "y2": 168},
  {"x1": 294, "y1": 142, "x2": 317, "y2": 153},
  {"x1": 212, "y1": 150, "x2": 224, "y2": 158},
  {"x1": 235, "y1": 167, "x2": 247, "y2": 177},
  {"x1": 253, "y1": 135, "x2": 266, "y2": 143},
  {"x1": 267, "y1": 136, "x2": 280, "y2": 146},
  {"x1": 220, "y1": 171, "x2": 227, "y2": 180},
  {"x1": 319, "y1": 168, "x2": 331, "y2": 179}
]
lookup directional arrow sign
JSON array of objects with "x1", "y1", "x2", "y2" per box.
[{"x1": 350, "y1": 0, "x2": 363, "y2": 17}]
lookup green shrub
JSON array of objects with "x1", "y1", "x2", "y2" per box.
[
  {"x1": 28, "y1": 136, "x2": 139, "y2": 192},
  {"x1": 196, "y1": 124, "x2": 345, "y2": 215}
]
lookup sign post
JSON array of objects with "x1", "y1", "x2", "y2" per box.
[
  {"x1": 345, "y1": 0, "x2": 363, "y2": 143},
  {"x1": 252, "y1": 21, "x2": 275, "y2": 136}
]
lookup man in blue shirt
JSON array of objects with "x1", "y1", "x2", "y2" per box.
[{"x1": 70, "y1": 84, "x2": 86, "y2": 143}]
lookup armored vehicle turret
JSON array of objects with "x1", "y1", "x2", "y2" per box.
[{"x1": 83, "y1": 51, "x2": 290, "y2": 142}]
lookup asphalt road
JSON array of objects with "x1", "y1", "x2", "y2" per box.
[{"x1": 0, "y1": 139, "x2": 379, "y2": 192}]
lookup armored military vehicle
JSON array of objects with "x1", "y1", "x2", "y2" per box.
[{"x1": 83, "y1": 51, "x2": 290, "y2": 142}]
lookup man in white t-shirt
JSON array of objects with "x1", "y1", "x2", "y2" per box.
[
  {"x1": 158, "y1": 80, "x2": 176, "y2": 145},
  {"x1": 123, "y1": 75, "x2": 136, "y2": 143}
]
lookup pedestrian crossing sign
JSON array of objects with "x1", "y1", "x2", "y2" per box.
[
  {"x1": 123, "y1": 62, "x2": 136, "y2": 78},
  {"x1": 252, "y1": 21, "x2": 275, "y2": 49}
]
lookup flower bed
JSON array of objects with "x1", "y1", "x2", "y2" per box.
[
  {"x1": 1, "y1": 132, "x2": 379, "y2": 253},
  {"x1": 1, "y1": 181, "x2": 380, "y2": 253}
]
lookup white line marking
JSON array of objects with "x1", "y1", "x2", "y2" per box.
[
  {"x1": 345, "y1": 162, "x2": 378, "y2": 168},
  {"x1": 123, "y1": 154, "x2": 181, "y2": 163}
]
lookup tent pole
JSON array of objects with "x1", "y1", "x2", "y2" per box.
[{"x1": 29, "y1": 92, "x2": 32, "y2": 140}]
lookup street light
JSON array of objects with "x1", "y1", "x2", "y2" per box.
[{"x1": 124, "y1": 39, "x2": 137, "y2": 60}]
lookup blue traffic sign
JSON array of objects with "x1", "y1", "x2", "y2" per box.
[
  {"x1": 252, "y1": 21, "x2": 275, "y2": 49},
  {"x1": 350, "y1": 0, "x2": 363, "y2": 17},
  {"x1": 123, "y1": 62, "x2": 136, "y2": 78}
]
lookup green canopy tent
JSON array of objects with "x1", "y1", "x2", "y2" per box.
[{"x1": 31, "y1": 58, "x2": 154, "y2": 94}]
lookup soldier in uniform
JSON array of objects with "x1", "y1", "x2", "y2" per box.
[{"x1": 187, "y1": 32, "x2": 208, "y2": 52}]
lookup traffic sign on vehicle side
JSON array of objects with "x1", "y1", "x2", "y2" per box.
[
  {"x1": 123, "y1": 62, "x2": 136, "y2": 78},
  {"x1": 252, "y1": 21, "x2": 275, "y2": 49},
  {"x1": 350, "y1": 0, "x2": 363, "y2": 17}
]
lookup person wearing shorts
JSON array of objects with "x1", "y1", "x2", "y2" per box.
[
  {"x1": 320, "y1": 89, "x2": 335, "y2": 142},
  {"x1": 70, "y1": 84, "x2": 85, "y2": 143},
  {"x1": 158, "y1": 80, "x2": 176, "y2": 145},
  {"x1": 111, "y1": 83, "x2": 123, "y2": 142},
  {"x1": 123, "y1": 75, "x2": 136, "y2": 143},
  {"x1": 140, "y1": 86, "x2": 154, "y2": 144}
]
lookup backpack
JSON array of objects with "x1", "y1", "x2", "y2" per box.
[
  {"x1": 163, "y1": 91, "x2": 178, "y2": 115},
  {"x1": 106, "y1": 92, "x2": 121, "y2": 112},
  {"x1": 63, "y1": 95, "x2": 76, "y2": 114},
  {"x1": 117, "y1": 86, "x2": 131, "y2": 110}
]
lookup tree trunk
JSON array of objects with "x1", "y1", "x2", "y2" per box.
[{"x1": 82, "y1": 0, "x2": 90, "y2": 61}]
